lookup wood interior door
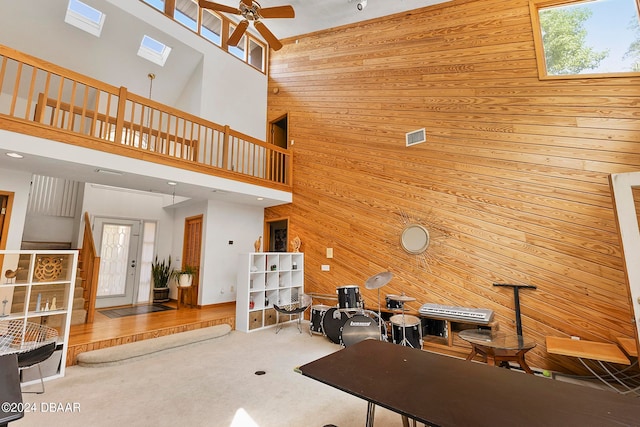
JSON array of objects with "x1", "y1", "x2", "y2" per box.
[
  {"x1": 183, "y1": 215, "x2": 203, "y2": 307},
  {"x1": 0, "y1": 192, "x2": 13, "y2": 251}
]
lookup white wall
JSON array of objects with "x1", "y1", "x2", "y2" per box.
[
  {"x1": 0, "y1": 169, "x2": 32, "y2": 250},
  {"x1": 22, "y1": 216, "x2": 75, "y2": 245},
  {"x1": 108, "y1": 0, "x2": 268, "y2": 140},
  {"x1": 200, "y1": 200, "x2": 265, "y2": 305}
]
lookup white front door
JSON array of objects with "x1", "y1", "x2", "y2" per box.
[{"x1": 95, "y1": 218, "x2": 141, "y2": 308}]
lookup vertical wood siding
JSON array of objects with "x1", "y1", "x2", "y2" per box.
[{"x1": 266, "y1": 0, "x2": 640, "y2": 372}]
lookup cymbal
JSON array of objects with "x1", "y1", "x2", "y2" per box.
[
  {"x1": 386, "y1": 293, "x2": 416, "y2": 302},
  {"x1": 365, "y1": 271, "x2": 394, "y2": 289}
]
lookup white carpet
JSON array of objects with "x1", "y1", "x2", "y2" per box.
[{"x1": 15, "y1": 323, "x2": 404, "y2": 427}]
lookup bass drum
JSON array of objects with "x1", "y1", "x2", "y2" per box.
[
  {"x1": 321, "y1": 307, "x2": 348, "y2": 344},
  {"x1": 339, "y1": 313, "x2": 382, "y2": 347}
]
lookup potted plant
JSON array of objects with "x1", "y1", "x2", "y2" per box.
[
  {"x1": 151, "y1": 255, "x2": 172, "y2": 302},
  {"x1": 172, "y1": 265, "x2": 197, "y2": 288}
]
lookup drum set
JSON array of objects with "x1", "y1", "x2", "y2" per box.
[{"x1": 309, "y1": 272, "x2": 423, "y2": 349}]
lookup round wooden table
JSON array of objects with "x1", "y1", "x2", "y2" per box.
[{"x1": 459, "y1": 329, "x2": 536, "y2": 374}]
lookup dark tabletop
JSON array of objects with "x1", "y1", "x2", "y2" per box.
[
  {"x1": 0, "y1": 353, "x2": 23, "y2": 425},
  {"x1": 299, "y1": 339, "x2": 640, "y2": 427}
]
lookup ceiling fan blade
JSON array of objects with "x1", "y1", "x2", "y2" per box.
[
  {"x1": 228, "y1": 20, "x2": 249, "y2": 47},
  {"x1": 198, "y1": 0, "x2": 241, "y2": 15},
  {"x1": 240, "y1": 0, "x2": 253, "y2": 7},
  {"x1": 254, "y1": 20, "x2": 283, "y2": 51},
  {"x1": 259, "y1": 5, "x2": 295, "y2": 19}
]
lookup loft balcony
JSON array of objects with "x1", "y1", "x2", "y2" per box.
[{"x1": 0, "y1": 44, "x2": 292, "y2": 202}]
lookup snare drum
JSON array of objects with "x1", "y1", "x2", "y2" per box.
[
  {"x1": 321, "y1": 307, "x2": 348, "y2": 344},
  {"x1": 337, "y1": 285, "x2": 363, "y2": 310},
  {"x1": 390, "y1": 314, "x2": 423, "y2": 349},
  {"x1": 310, "y1": 304, "x2": 331, "y2": 335}
]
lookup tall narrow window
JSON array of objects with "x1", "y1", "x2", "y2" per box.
[
  {"x1": 175, "y1": 0, "x2": 199, "y2": 31},
  {"x1": 202, "y1": 9, "x2": 222, "y2": 45},
  {"x1": 530, "y1": 0, "x2": 640, "y2": 78}
]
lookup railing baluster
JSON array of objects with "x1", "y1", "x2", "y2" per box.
[
  {"x1": 9, "y1": 62, "x2": 22, "y2": 117},
  {"x1": 0, "y1": 56, "x2": 7, "y2": 94},
  {"x1": 79, "y1": 84, "x2": 89, "y2": 135},
  {"x1": 24, "y1": 65, "x2": 37, "y2": 121}
]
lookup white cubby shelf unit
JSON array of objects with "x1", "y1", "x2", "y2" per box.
[
  {"x1": 0, "y1": 249, "x2": 78, "y2": 383},
  {"x1": 236, "y1": 252, "x2": 304, "y2": 332}
]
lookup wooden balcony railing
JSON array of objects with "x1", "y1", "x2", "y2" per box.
[{"x1": 0, "y1": 44, "x2": 292, "y2": 191}]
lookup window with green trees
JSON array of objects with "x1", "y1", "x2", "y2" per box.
[{"x1": 530, "y1": 0, "x2": 640, "y2": 78}]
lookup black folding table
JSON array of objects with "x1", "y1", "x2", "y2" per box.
[{"x1": 299, "y1": 339, "x2": 640, "y2": 427}]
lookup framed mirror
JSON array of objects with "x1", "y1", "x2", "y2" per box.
[{"x1": 400, "y1": 224, "x2": 430, "y2": 255}]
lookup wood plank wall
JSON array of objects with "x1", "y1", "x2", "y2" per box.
[{"x1": 265, "y1": 0, "x2": 640, "y2": 373}]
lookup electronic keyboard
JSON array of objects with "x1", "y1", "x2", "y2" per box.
[{"x1": 419, "y1": 303, "x2": 494, "y2": 324}]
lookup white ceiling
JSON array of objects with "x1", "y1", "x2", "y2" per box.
[
  {"x1": 0, "y1": 0, "x2": 450, "y2": 206},
  {"x1": 234, "y1": 0, "x2": 452, "y2": 40}
]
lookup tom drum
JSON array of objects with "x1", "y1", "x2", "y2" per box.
[
  {"x1": 385, "y1": 295, "x2": 404, "y2": 310},
  {"x1": 337, "y1": 285, "x2": 363, "y2": 310},
  {"x1": 310, "y1": 304, "x2": 332, "y2": 335},
  {"x1": 390, "y1": 314, "x2": 423, "y2": 349}
]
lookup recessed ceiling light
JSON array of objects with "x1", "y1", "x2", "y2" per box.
[
  {"x1": 167, "y1": 181, "x2": 177, "y2": 186},
  {"x1": 257, "y1": 197, "x2": 264, "y2": 201},
  {"x1": 6, "y1": 152, "x2": 24, "y2": 159}
]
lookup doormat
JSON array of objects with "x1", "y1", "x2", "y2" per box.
[{"x1": 99, "y1": 304, "x2": 175, "y2": 319}]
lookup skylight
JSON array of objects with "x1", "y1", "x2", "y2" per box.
[
  {"x1": 64, "y1": 0, "x2": 105, "y2": 37},
  {"x1": 137, "y1": 35, "x2": 172, "y2": 66}
]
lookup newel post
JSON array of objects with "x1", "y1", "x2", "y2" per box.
[
  {"x1": 114, "y1": 86, "x2": 128, "y2": 144},
  {"x1": 222, "y1": 125, "x2": 230, "y2": 171}
]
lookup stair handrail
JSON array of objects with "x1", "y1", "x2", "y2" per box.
[{"x1": 81, "y1": 212, "x2": 100, "y2": 324}]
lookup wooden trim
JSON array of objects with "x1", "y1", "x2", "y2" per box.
[{"x1": 0, "y1": 191, "x2": 13, "y2": 251}]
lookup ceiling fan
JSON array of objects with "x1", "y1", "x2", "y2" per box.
[{"x1": 198, "y1": 0, "x2": 295, "y2": 51}]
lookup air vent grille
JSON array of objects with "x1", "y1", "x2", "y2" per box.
[{"x1": 406, "y1": 128, "x2": 426, "y2": 147}]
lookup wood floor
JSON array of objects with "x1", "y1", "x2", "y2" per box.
[{"x1": 65, "y1": 302, "x2": 236, "y2": 366}]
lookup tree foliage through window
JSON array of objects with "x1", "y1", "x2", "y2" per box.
[
  {"x1": 533, "y1": 0, "x2": 640, "y2": 78},
  {"x1": 539, "y1": 6, "x2": 608, "y2": 75}
]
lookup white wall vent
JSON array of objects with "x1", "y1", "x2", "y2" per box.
[{"x1": 406, "y1": 128, "x2": 426, "y2": 147}]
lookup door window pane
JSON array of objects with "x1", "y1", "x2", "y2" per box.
[{"x1": 97, "y1": 224, "x2": 131, "y2": 297}]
